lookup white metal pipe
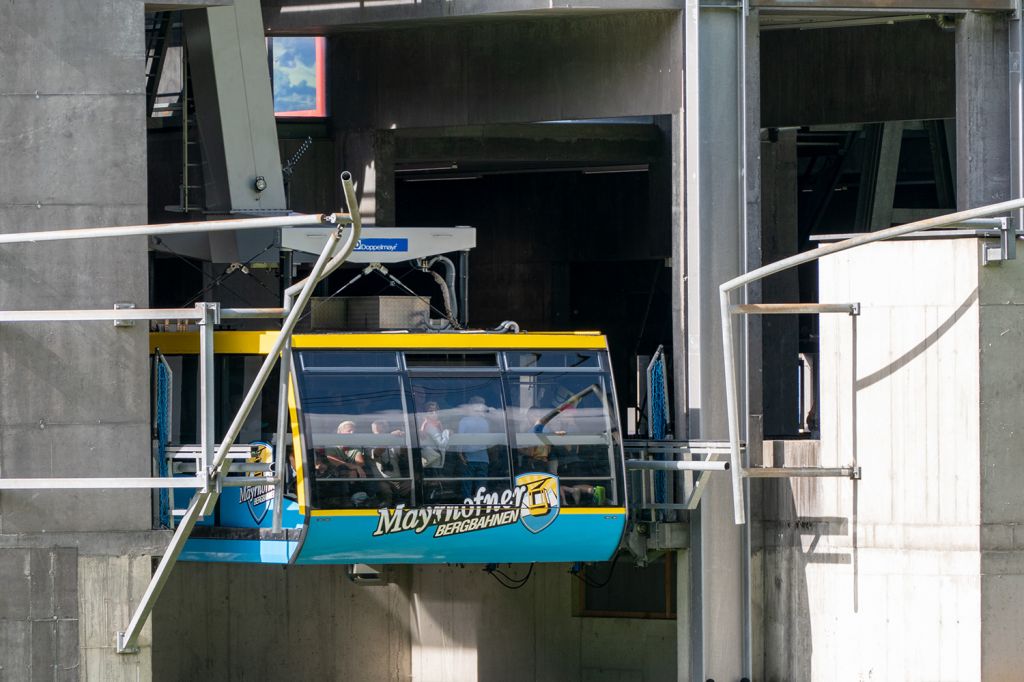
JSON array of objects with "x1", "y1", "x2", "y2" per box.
[
  {"x1": 625, "y1": 460, "x2": 730, "y2": 471},
  {"x1": 0, "y1": 477, "x2": 207, "y2": 489},
  {"x1": 730, "y1": 303, "x2": 857, "y2": 315},
  {"x1": 199, "y1": 304, "x2": 216, "y2": 490},
  {"x1": 221, "y1": 308, "x2": 286, "y2": 319},
  {"x1": 0, "y1": 307, "x2": 285, "y2": 323},
  {"x1": 271, "y1": 335, "x2": 293, "y2": 532},
  {"x1": 0, "y1": 477, "x2": 271, "y2": 490},
  {"x1": 743, "y1": 467, "x2": 856, "y2": 478},
  {"x1": 284, "y1": 172, "x2": 363, "y2": 299},
  {"x1": 209, "y1": 228, "x2": 345, "y2": 478},
  {"x1": 720, "y1": 196, "x2": 1024, "y2": 524},
  {"x1": 0, "y1": 308, "x2": 206, "y2": 322},
  {"x1": 0, "y1": 212, "x2": 344, "y2": 245},
  {"x1": 118, "y1": 228, "x2": 344, "y2": 653},
  {"x1": 723, "y1": 198, "x2": 1024, "y2": 293},
  {"x1": 118, "y1": 177, "x2": 360, "y2": 654},
  {"x1": 721, "y1": 292, "x2": 746, "y2": 523},
  {"x1": 269, "y1": 172, "x2": 361, "y2": 528}
]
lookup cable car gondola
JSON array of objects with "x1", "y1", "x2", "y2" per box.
[{"x1": 151, "y1": 330, "x2": 628, "y2": 565}]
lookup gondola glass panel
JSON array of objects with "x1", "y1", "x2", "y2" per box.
[
  {"x1": 503, "y1": 371, "x2": 621, "y2": 507},
  {"x1": 408, "y1": 376, "x2": 511, "y2": 504},
  {"x1": 294, "y1": 358, "x2": 414, "y2": 509}
]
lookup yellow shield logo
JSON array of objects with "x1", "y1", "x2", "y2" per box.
[{"x1": 516, "y1": 473, "x2": 560, "y2": 534}]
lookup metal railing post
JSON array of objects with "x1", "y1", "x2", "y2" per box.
[
  {"x1": 271, "y1": 305, "x2": 293, "y2": 533},
  {"x1": 197, "y1": 302, "x2": 219, "y2": 493}
]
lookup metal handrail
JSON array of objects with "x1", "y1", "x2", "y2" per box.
[
  {"x1": 0, "y1": 171, "x2": 362, "y2": 651},
  {"x1": 720, "y1": 199, "x2": 1024, "y2": 524},
  {"x1": 0, "y1": 212, "x2": 346, "y2": 245},
  {"x1": 624, "y1": 439, "x2": 733, "y2": 517}
]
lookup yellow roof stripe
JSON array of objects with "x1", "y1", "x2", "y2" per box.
[{"x1": 151, "y1": 330, "x2": 608, "y2": 354}]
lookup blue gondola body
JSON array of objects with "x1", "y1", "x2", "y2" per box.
[{"x1": 155, "y1": 332, "x2": 629, "y2": 565}]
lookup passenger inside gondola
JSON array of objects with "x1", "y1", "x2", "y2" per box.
[
  {"x1": 368, "y1": 419, "x2": 411, "y2": 506},
  {"x1": 296, "y1": 349, "x2": 617, "y2": 511},
  {"x1": 418, "y1": 401, "x2": 448, "y2": 470},
  {"x1": 329, "y1": 421, "x2": 367, "y2": 478},
  {"x1": 505, "y1": 372, "x2": 616, "y2": 507},
  {"x1": 457, "y1": 396, "x2": 492, "y2": 499}
]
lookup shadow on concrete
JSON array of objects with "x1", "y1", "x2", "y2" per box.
[
  {"x1": 854, "y1": 287, "x2": 978, "y2": 391},
  {"x1": 757, "y1": 441, "x2": 855, "y2": 681}
]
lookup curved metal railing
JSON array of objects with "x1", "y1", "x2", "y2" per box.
[{"x1": 720, "y1": 197, "x2": 1024, "y2": 523}]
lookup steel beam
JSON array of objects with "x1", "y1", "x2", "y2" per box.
[
  {"x1": 683, "y1": 0, "x2": 758, "y2": 677},
  {"x1": 183, "y1": 0, "x2": 286, "y2": 213}
]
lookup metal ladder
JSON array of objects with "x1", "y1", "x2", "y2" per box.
[{"x1": 144, "y1": 12, "x2": 175, "y2": 118}]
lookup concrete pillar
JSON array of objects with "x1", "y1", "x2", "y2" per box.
[
  {"x1": 0, "y1": 1, "x2": 152, "y2": 675},
  {"x1": 979, "y1": 253, "x2": 1024, "y2": 680},
  {"x1": 955, "y1": 17, "x2": 1023, "y2": 678},
  {"x1": 956, "y1": 12, "x2": 1011, "y2": 209},
  {"x1": 0, "y1": 0, "x2": 150, "y2": 533}
]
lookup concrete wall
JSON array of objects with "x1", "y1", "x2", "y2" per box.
[
  {"x1": 758, "y1": 239, "x2": 983, "y2": 681},
  {"x1": 977, "y1": 248, "x2": 1024, "y2": 680},
  {"x1": 762, "y1": 22, "x2": 955, "y2": 127},
  {"x1": 0, "y1": 0, "x2": 150, "y2": 533},
  {"x1": 153, "y1": 562, "x2": 677, "y2": 681},
  {"x1": 329, "y1": 12, "x2": 682, "y2": 130},
  {"x1": 0, "y1": 0, "x2": 153, "y2": 677},
  {"x1": 0, "y1": 548, "x2": 153, "y2": 681}
]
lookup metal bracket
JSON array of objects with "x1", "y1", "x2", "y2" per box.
[
  {"x1": 347, "y1": 563, "x2": 386, "y2": 585},
  {"x1": 984, "y1": 242, "x2": 1007, "y2": 266},
  {"x1": 194, "y1": 301, "x2": 221, "y2": 325},
  {"x1": 115, "y1": 631, "x2": 139, "y2": 654},
  {"x1": 113, "y1": 302, "x2": 136, "y2": 328},
  {"x1": 981, "y1": 218, "x2": 1016, "y2": 266}
]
